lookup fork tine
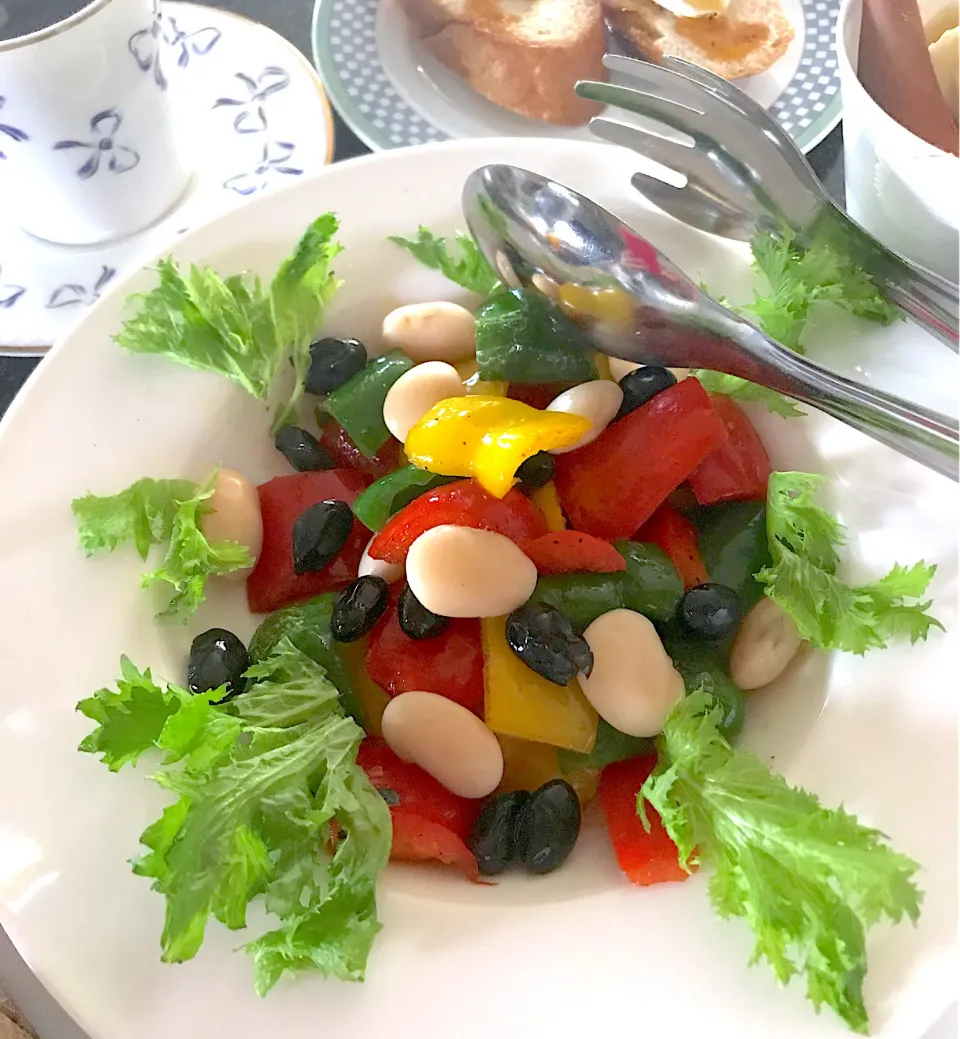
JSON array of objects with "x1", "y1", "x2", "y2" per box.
[
  {"x1": 590, "y1": 117, "x2": 759, "y2": 242},
  {"x1": 626, "y1": 169, "x2": 714, "y2": 232},
  {"x1": 661, "y1": 56, "x2": 772, "y2": 122},
  {"x1": 588, "y1": 117, "x2": 688, "y2": 177},
  {"x1": 575, "y1": 79, "x2": 704, "y2": 126},
  {"x1": 601, "y1": 53, "x2": 751, "y2": 122},
  {"x1": 630, "y1": 169, "x2": 756, "y2": 241},
  {"x1": 590, "y1": 116, "x2": 716, "y2": 187}
]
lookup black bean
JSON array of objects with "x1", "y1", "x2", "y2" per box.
[
  {"x1": 615, "y1": 366, "x2": 677, "y2": 420},
  {"x1": 505, "y1": 602, "x2": 593, "y2": 687},
  {"x1": 332, "y1": 576, "x2": 390, "y2": 642},
  {"x1": 468, "y1": 791, "x2": 530, "y2": 876},
  {"x1": 397, "y1": 586, "x2": 450, "y2": 640},
  {"x1": 305, "y1": 337, "x2": 368, "y2": 396},
  {"x1": 187, "y1": 627, "x2": 249, "y2": 702},
  {"x1": 274, "y1": 425, "x2": 335, "y2": 472},
  {"x1": 515, "y1": 451, "x2": 556, "y2": 492},
  {"x1": 514, "y1": 779, "x2": 581, "y2": 875},
  {"x1": 680, "y1": 582, "x2": 741, "y2": 641},
  {"x1": 292, "y1": 499, "x2": 354, "y2": 574}
]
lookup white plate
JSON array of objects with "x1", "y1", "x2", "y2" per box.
[
  {"x1": 0, "y1": 138, "x2": 956, "y2": 1039},
  {"x1": 312, "y1": 0, "x2": 843, "y2": 153},
  {"x1": 0, "y1": 2, "x2": 334, "y2": 355}
]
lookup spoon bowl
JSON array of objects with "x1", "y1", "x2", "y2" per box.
[{"x1": 462, "y1": 163, "x2": 958, "y2": 481}]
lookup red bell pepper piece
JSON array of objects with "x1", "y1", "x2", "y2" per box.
[
  {"x1": 687, "y1": 395, "x2": 771, "y2": 506},
  {"x1": 319, "y1": 420, "x2": 404, "y2": 481},
  {"x1": 246, "y1": 469, "x2": 370, "y2": 614},
  {"x1": 368, "y1": 478, "x2": 547, "y2": 565},
  {"x1": 365, "y1": 587, "x2": 486, "y2": 715},
  {"x1": 506, "y1": 382, "x2": 565, "y2": 410},
  {"x1": 357, "y1": 738, "x2": 481, "y2": 879},
  {"x1": 389, "y1": 814, "x2": 480, "y2": 880},
  {"x1": 553, "y1": 378, "x2": 728, "y2": 539},
  {"x1": 598, "y1": 754, "x2": 694, "y2": 887},
  {"x1": 521, "y1": 530, "x2": 626, "y2": 575},
  {"x1": 636, "y1": 503, "x2": 709, "y2": 590}
]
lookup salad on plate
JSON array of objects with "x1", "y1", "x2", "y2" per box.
[{"x1": 71, "y1": 213, "x2": 943, "y2": 1034}]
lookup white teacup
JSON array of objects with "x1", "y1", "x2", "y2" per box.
[
  {"x1": 0, "y1": 0, "x2": 190, "y2": 245},
  {"x1": 837, "y1": 0, "x2": 959, "y2": 283}
]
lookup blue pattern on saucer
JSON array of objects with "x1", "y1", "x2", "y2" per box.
[{"x1": 0, "y1": 1, "x2": 332, "y2": 349}]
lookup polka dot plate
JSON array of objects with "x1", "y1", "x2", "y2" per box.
[{"x1": 311, "y1": 0, "x2": 842, "y2": 154}]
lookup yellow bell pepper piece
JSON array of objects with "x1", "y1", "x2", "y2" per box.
[
  {"x1": 497, "y1": 735, "x2": 600, "y2": 805},
  {"x1": 564, "y1": 767, "x2": 601, "y2": 806},
  {"x1": 405, "y1": 396, "x2": 590, "y2": 499},
  {"x1": 559, "y1": 284, "x2": 634, "y2": 328},
  {"x1": 592, "y1": 351, "x2": 613, "y2": 382},
  {"x1": 497, "y1": 735, "x2": 561, "y2": 794},
  {"x1": 454, "y1": 357, "x2": 508, "y2": 397},
  {"x1": 481, "y1": 616, "x2": 597, "y2": 753},
  {"x1": 530, "y1": 481, "x2": 566, "y2": 532},
  {"x1": 337, "y1": 638, "x2": 389, "y2": 738}
]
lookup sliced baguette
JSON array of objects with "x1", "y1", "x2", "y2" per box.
[
  {"x1": 607, "y1": 0, "x2": 794, "y2": 80},
  {"x1": 398, "y1": 0, "x2": 607, "y2": 125}
]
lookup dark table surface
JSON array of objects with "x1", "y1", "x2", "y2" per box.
[{"x1": 0, "y1": 0, "x2": 845, "y2": 421}]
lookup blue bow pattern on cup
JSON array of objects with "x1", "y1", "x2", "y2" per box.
[
  {"x1": 213, "y1": 67, "x2": 291, "y2": 134},
  {"x1": 0, "y1": 97, "x2": 30, "y2": 161},
  {"x1": 0, "y1": 265, "x2": 27, "y2": 309},
  {"x1": 46, "y1": 266, "x2": 117, "y2": 310},
  {"x1": 163, "y1": 15, "x2": 221, "y2": 68},
  {"x1": 223, "y1": 140, "x2": 303, "y2": 196},
  {"x1": 53, "y1": 110, "x2": 140, "y2": 180},
  {"x1": 128, "y1": 0, "x2": 168, "y2": 90}
]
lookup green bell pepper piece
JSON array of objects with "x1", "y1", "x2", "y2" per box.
[
  {"x1": 323, "y1": 349, "x2": 413, "y2": 457},
  {"x1": 475, "y1": 289, "x2": 597, "y2": 384},
  {"x1": 352, "y1": 467, "x2": 459, "y2": 531},
  {"x1": 691, "y1": 500, "x2": 772, "y2": 613},
  {"x1": 529, "y1": 541, "x2": 682, "y2": 630},
  {"x1": 664, "y1": 635, "x2": 746, "y2": 742},
  {"x1": 248, "y1": 594, "x2": 364, "y2": 726},
  {"x1": 558, "y1": 719, "x2": 654, "y2": 772}
]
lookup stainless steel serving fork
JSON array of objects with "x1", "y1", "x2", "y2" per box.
[{"x1": 575, "y1": 54, "x2": 960, "y2": 350}]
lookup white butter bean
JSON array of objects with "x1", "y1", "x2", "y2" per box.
[
  {"x1": 381, "y1": 302, "x2": 476, "y2": 363},
  {"x1": 547, "y1": 380, "x2": 624, "y2": 454},
  {"x1": 382, "y1": 361, "x2": 465, "y2": 442},
  {"x1": 200, "y1": 468, "x2": 262, "y2": 579},
  {"x1": 406, "y1": 524, "x2": 538, "y2": 618},
  {"x1": 729, "y1": 597, "x2": 802, "y2": 690},
  {"x1": 578, "y1": 609, "x2": 684, "y2": 736},
  {"x1": 532, "y1": 272, "x2": 561, "y2": 300},
  {"x1": 382, "y1": 690, "x2": 504, "y2": 798},
  {"x1": 358, "y1": 534, "x2": 404, "y2": 584}
]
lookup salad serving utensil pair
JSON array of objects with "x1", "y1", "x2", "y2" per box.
[
  {"x1": 461, "y1": 164, "x2": 959, "y2": 481},
  {"x1": 575, "y1": 53, "x2": 959, "y2": 352}
]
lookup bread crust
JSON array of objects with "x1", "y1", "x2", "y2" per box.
[
  {"x1": 398, "y1": 0, "x2": 606, "y2": 125},
  {"x1": 607, "y1": 0, "x2": 794, "y2": 79}
]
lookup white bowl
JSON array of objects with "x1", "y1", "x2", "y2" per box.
[
  {"x1": 836, "y1": 0, "x2": 960, "y2": 281},
  {"x1": 0, "y1": 138, "x2": 957, "y2": 1039}
]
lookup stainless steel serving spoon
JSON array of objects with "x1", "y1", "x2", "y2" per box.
[{"x1": 462, "y1": 164, "x2": 958, "y2": 481}]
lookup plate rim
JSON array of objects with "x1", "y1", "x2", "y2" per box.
[
  {"x1": 0, "y1": 137, "x2": 954, "y2": 1039},
  {"x1": 311, "y1": 0, "x2": 843, "y2": 155}
]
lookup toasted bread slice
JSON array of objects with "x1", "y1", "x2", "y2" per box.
[
  {"x1": 607, "y1": 0, "x2": 794, "y2": 80},
  {"x1": 398, "y1": 0, "x2": 607, "y2": 125}
]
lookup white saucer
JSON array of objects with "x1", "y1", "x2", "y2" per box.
[{"x1": 0, "y1": 2, "x2": 334, "y2": 355}]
